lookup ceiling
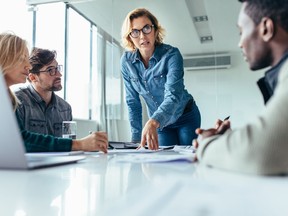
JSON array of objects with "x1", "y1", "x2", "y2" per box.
[{"x1": 27, "y1": 0, "x2": 242, "y2": 57}]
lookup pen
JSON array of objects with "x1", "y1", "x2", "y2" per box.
[
  {"x1": 223, "y1": 116, "x2": 230, "y2": 121},
  {"x1": 89, "y1": 131, "x2": 114, "y2": 149}
]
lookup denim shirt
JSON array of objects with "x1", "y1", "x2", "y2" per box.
[
  {"x1": 121, "y1": 43, "x2": 193, "y2": 141},
  {"x1": 15, "y1": 84, "x2": 72, "y2": 137}
]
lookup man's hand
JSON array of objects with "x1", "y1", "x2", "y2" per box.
[
  {"x1": 193, "y1": 118, "x2": 231, "y2": 150},
  {"x1": 72, "y1": 131, "x2": 108, "y2": 153}
]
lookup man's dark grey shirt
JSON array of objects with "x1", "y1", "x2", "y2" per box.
[{"x1": 15, "y1": 84, "x2": 72, "y2": 137}]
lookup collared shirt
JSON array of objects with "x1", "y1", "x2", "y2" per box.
[
  {"x1": 257, "y1": 51, "x2": 288, "y2": 104},
  {"x1": 121, "y1": 43, "x2": 194, "y2": 141},
  {"x1": 15, "y1": 84, "x2": 72, "y2": 137}
]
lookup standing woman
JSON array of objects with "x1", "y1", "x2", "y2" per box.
[
  {"x1": 121, "y1": 8, "x2": 201, "y2": 150},
  {"x1": 0, "y1": 32, "x2": 108, "y2": 153}
]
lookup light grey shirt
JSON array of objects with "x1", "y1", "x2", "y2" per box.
[
  {"x1": 15, "y1": 84, "x2": 72, "y2": 137},
  {"x1": 197, "y1": 59, "x2": 288, "y2": 175}
]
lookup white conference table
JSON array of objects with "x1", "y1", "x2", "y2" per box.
[{"x1": 1, "y1": 150, "x2": 288, "y2": 216}]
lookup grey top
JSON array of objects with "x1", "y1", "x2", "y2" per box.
[
  {"x1": 15, "y1": 84, "x2": 72, "y2": 137},
  {"x1": 197, "y1": 58, "x2": 288, "y2": 175}
]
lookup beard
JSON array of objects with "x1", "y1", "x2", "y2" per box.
[
  {"x1": 250, "y1": 55, "x2": 272, "y2": 71},
  {"x1": 249, "y1": 47, "x2": 272, "y2": 71},
  {"x1": 49, "y1": 79, "x2": 62, "y2": 91},
  {"x1": 50, "y1": 85, "x2": 62, "y2": 91}
]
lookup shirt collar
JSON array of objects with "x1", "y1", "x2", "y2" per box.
[
  {"x1": 132, "y1": 44, "x2": 164, "y2": 64},
  {"x1": 257, "y1": 51, "x2": 288, "y2": 104},
  {"x1": 28, "y1": 84, "x2": 57, "y2": 106},
  {"x1": 265, "y1": 51, "x2": 288, "y2": 75},
  {"x1": 264, "y1": 51, "x2": 288, "y2": 89}
]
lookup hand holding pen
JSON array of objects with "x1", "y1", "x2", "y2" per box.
[
  {"x1": 197, "y1": 115, "x2": 230, "y2": 138},
  {"x1": 214, "y1": 116, "x2": 230, "y2": 132},
  {"x1": 86, "y1": 131, "x2": 109, "y2": 153},
  {"x1": 89, "y1": 131, "x2": 115, "y2": 150},
  {"x1": 193, "y1": 116, "x2": 231, "y2": 150}
]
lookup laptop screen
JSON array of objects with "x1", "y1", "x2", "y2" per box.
[{"x1": 0, "y1": 73, "x2": 29, "y2": 169}]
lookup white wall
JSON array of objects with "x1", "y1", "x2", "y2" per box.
[{"x1": 184, "y1": 52, "x2": 265, "y2": 129}]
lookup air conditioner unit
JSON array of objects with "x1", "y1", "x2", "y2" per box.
[{"x1": 183, "y1": 53, "x2": 231, "y2": 71}]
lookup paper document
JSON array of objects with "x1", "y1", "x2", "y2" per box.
[
  {"x1": 108, "y1": 148, "x2": 162, "y2": 154},
  {"x1": 113, "y1": 153, "x2": 195, "y2": 163},
  {"x1": 159, "y1": 145, "x2": 175, "y2": 150},
  {"x1": 173, "y1": 145, "x2": 196, "y2": 154},
  {"x1": 84, "y1": 149, "x2": 162, "y2": 156}
]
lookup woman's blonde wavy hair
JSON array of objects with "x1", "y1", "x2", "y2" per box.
[
  {"x1": 0, "y1": 32, "x2": 28, "y2": 110},
  {"x1": 121, "y1": 8, "x2": 165, "y2": 51}
]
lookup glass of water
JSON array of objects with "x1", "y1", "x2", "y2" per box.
[{"x1": 62, "y1": 121, "x2": 77, "y2": 139}]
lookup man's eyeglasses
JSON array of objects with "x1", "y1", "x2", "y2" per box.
[
  {"x1": 129, "y1": 24, "x2": 154, "y2": 38},
  {"x1": 37, "y1": 65, "x2": 63, "y2": 76}
]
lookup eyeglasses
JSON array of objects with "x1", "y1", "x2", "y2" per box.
[
  {"x1": 37, "y1": 65, "x2": 63, "y2": 76},
  {"x1": 129, "y1": 24, "x2": 154, "y2": 38}
]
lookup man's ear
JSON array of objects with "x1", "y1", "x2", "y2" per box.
[
  {"x1": 260, "y1": 17, "x2": 274, "y2": 42},
  {"x1": 28, "y1": 73, "x2": 38, "y2": 82}
]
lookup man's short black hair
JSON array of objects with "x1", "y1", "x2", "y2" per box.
[
  {"x1": 29, "y1": 48, "x2": 57, "y2": 73},
  {"x1": 238, "y1": 0, "x2": 288, "y2": 32}
]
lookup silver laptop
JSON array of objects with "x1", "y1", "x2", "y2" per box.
[{"x1": 0, "y1": 73, "x2": 85, "y2": 169}]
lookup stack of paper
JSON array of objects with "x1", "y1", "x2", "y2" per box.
[
  {"x1": 173, "y1": 145, "x2": 196, "y2": 154},
  {"x1": 112, "y1": 153, "x2": 195, "y2": 163}
]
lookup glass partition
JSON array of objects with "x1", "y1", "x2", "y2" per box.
[
  {"x1": 105, "y1": 41, "x2": 121, "y2": 120},
  {"x1": 66, "y1": 8, "x2": 91, "y2": 119}
]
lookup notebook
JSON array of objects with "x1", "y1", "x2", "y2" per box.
[
  {"x1": 109, "y1": 141, "x2": 139, "y2": 149},
  {"x1": 0, "y1": 73, "x2": 85, "y2": 170}
]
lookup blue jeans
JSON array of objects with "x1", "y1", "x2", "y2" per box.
[{"x1": 157, "y1": 102, "x2": 201, "y2": 146}]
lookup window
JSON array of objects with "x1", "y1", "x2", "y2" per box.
[
  {"x1": 91, "y1": 27, "x2": 101, "y2": 121},
  {"x1": 105, "y1": 41, "x2": 121, "y2": 120},
  {"x1": 34, "y1": 3, "x2": 66, "y2": 98},
  {"x1": 0, "y1": 0, "x2": 32, "y2": 50},
  {"x1": 66, "y1": 8, "x2": 91, "y2": 119},
  {"x1": 2, "y1": 1, "x2": 124, "y2": 127},
  {"x1": 0, "y1": 0, "x2": 33, "y2": 91}
]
